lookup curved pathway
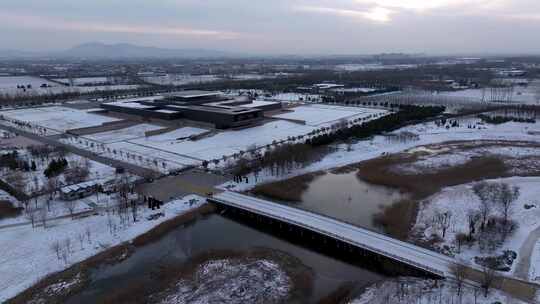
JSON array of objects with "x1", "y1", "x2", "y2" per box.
[{"x1": 515, "y1": 224, "x2": 540, "y2": 281}]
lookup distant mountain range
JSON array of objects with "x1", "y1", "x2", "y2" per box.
[{"x1": 0, "y1": 42, "x2": 238, "y2": 59}]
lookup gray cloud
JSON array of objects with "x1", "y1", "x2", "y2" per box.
[{"x1": 1, "y1": 0, "x2": 540, "y2": 54}]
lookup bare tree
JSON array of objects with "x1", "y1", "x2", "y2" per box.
[
  {"x1": 467, "y1": 210, "x2": 480, "y2": 240},
  {"x1": 6, "y1": 171, "x2": 25, "y2": 193},
  {"x1": 78, "y1": 233, "x2": 85, "y2": 250},
  {"x1": 435, "y1": 211, "x2": 452, "y2": 238},
  {"x1": 39, "y1": 207, "x2": 48, "y2": 229},
  {"x1": 497, "y1": 183, "x2": 520, "y2": 225},
  {"x1": 47, "y1": 176, "x2": 59, "y2": 200},
  {"x1": 85, "y1": 227, "x2": 92, "y2": 244},
  {"x1": 64, "y1": 237, "x2": 72, "y2": 255},
  {"x1": 455, "y1": 233, "x2": 468, "y2": 253},
  {"x1": 450, "y1": 262, "x2": 468, "y2": 297},
  {"x1": 64, "y1": 159, "x2": 90, "y2": 184},
  {"x1": 65, "y1": 200, "x2": 76, "y2": 219},
  {"x1": 473, "y1": 182, "x2": 495, "y2": 230},
  {"x1": 61, "y1": 247, "x2": 69, "y2": 265},
  {"x1": 481, "y1": 263, "x2": 497, "y2": 298},
  {"x1": 130, "y1": 200, "x2": 138, "y2": 222},
  {"x1": 50, "y1": 240, "x2": 61, "y2": 260},
  {"x1": 25, "y1": 207, "x2": 37, "y2": 229}
]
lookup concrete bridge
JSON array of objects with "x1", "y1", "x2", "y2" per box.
[
  {"x1": 210, "y1": 191, "x2": 454, "y2": 277},
  {"x1": 209, "y1": 191, "x2": 540, "y2": 302}
]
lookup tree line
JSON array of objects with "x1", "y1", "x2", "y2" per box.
[{"x1": 228, "y1": 105, "x2": 445, "y2": 181}]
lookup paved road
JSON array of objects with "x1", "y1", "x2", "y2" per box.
[
  {"x1": 0, "y1": 123, "x2": 158, "y2": 178},
  {"x1": 137, "y1": 169, "x2": 228, "y2": 201}
]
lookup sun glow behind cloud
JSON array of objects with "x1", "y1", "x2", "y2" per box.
[
  {"x1": 295, "y1": 5, "x2": 393, "y2": 23},
  {"x1": 356, "y1": 0, "x2": 471, "y2": 11},
  {"x1": 296, "y1": 0, "x2": 513, "y2": 23}
]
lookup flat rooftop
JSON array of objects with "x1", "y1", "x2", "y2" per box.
[
  {"x1": 102, "y1": 101, "x2": 156, "y2": 110},
  {"x1": 171, "y1": 105, "x2": 262, "y2": 115},
  {"x1": 240, "y1": 100, "x2": 281, "y2": 108},
  {"x1": 164, "y1": 90, "x2": 222, "y2": 99}
]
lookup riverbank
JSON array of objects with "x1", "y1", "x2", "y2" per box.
[{"x1": 4, "y1": 199, "x2": 214, "y2": 304}]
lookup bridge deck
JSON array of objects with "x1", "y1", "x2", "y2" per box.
[{"x1": 212, "y1": 191, "x2": 456, "y2": 277}]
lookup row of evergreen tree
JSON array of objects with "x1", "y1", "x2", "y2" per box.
[
  {"x1": 44, "y1": 158, "x2": 68, "y2": 178},
  {"x1": 0, "y1": 151, "x2": 38, "y2": 172}
]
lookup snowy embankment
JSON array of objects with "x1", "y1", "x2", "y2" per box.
[
  {"x1": 0, "y1": 195, "x2": 204, "y2": 302},
  {"x1": 351, "y1": 277, "x2": 526, "y2": 304},
  {"x1": 158, "y1": 259, "x2": 290, "y2": 304},
  {"x1": 220, "y1": 118, "x2": 540, "y2": 192}
]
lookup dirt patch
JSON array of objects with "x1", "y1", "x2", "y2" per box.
[
  {"x1": 251, "y1": 171, "x2": 326, "y2": 202},
  {"x1": 372, "y1": 199, "x2": 419, "y2": 241},
  {"x1": 6, "y1": 204, "x2": 214, "y2": 304},
  {"x1": 357, "y1": 155, "x2": 508, "y2": 200},
  {"x1": 317, "y1": 282, "x2": 357, "y2": 304},
  {"x1": 95, "y1": 248, "x2": 313, "y2": 304}
]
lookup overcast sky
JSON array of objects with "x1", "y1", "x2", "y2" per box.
[{"x1": 2, "y1": 0, "x2": 540, "y2": 55}]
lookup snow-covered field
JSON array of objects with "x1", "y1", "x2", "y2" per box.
[
  {"x1": 0, "y1": 76, "x2": 58, "y2": 90},
  {"x1": 61, "y1": 126, "x2": 210, "y2": 173},
  {"x1": 393, "y1": 141, "x2": 540, "y2": 175},
  {"x1": 0, "y1": 194, "x2": 205, "y2": 302},
  {"x1": 128, "y1": 127, "x2": 208, "y2": 145},
  {"x1": 436, "y1": 81, "x2": 540, "y2": 105},
  {"x1": 83, "y1": 124, "x2": 165, "y2": 143},
  {"x1": 273, "y1": 104, "x2": 387, "y2": 126},
  {"x1": 63, "y1": 137, "x2": 200, "y2": 174},
  {"x1": 269, "y1": 93, "x2": 322, "y2": 103},
  {"x1": 330, "y1": 87, "x2": 377, "y2": 94},
  {"x1": 413, "y1": 177, "x2": 540, "y2": 276},
  {"x1": 352, "y1": 277, "x2": 526, "y2": 304},
  {"x1": 53, "y1": 77, "x2": 109, "y2": 86},
  {"x1": 127, "y1": 120, "x2": 314, "y2": 162},
  {"x1": 0, "y1": 106, "x2": 121, "y2": 133},
  {"x1": 0, "y1": 76, "x2": 141, "y2": 96},
  {"x1": 143, "y1": 74, "x2": 221, "y2": 86},
  {"x1": 334, "y1": 63, "x2": 418, "y2": 72}
]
